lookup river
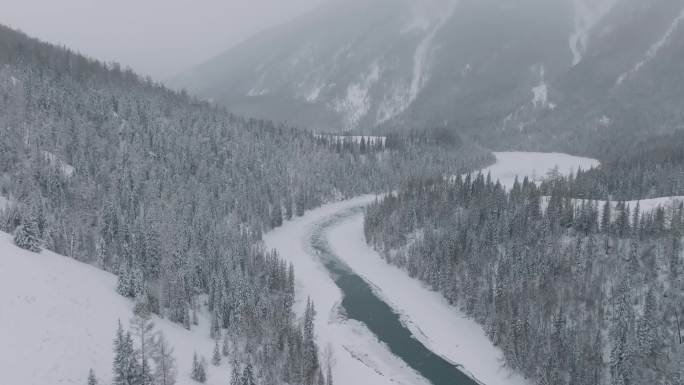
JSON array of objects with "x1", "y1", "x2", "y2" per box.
[{"x1": 310, "y1": 209, "x2": 478, "y2": 385}]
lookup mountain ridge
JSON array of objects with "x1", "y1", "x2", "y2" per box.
[{"x1": 171, "y1": 0, "x2": 684, "y2": 158}]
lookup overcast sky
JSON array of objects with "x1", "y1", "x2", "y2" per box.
[{"x1": 0, "y1": 0, "x2": 326, "y2": 79}]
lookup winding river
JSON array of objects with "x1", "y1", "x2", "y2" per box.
[
  {"x1": 264, "y1": 152, "x2": 599, "y2": 385},
  {"x1": 310, "y1": 209, "x2": 478, "y2": 385}
]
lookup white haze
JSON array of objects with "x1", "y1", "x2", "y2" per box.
[{"x1": 0, "y1": 0, "x2": 326, "y2": 79}]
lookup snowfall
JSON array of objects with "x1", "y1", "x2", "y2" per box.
[{"x1": 3, "y1": 151, "x2": 683, "y2": 385}]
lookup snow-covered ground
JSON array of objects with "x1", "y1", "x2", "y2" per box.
[
  {"x1": 482, "y1": 151, "x2": 600, "y2": 189},
  {"x1": 0, "y1": 232, "x2": 227, "y2": 385}
]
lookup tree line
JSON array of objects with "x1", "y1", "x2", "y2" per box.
[{"x1": 365, "y1": 171, "x2": 684, "y2": 385}]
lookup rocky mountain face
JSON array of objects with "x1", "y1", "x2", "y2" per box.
[{"x1": 171, "y1": 0, "x2": 684, "y2": 157}]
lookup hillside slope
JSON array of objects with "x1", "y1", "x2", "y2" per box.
[{"x1": 0, "y1": 232, "x2": 224, "y2": 385}]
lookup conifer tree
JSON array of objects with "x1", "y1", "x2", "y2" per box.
[
  {"x1": 151, "y1": 333, "x2": 177, "y2": 385},
  {"x1": 113, "y1": 321, "x2": 140, "y2": 385},
  {"x1": 303, "y1": 298, "x2": 319, "y2": 384},
  {"x1": 87, "y1": 369, "x2": 97, "y2": 385},
  {"x1": 14, "y1": 213, "x2": 41, "y2": 252},
  {"x1": 190, "y1": 352, "x2": 206, "y2": 383},
  {"x1": 230, "y1": 361, "x2": 241, "y2": 385},
  {"x1": 222, "y1": 334, "x2": 230, "y2": 357},
  {"x1": 211, "y1": 339, "x2": 221, "y2": 366},
  {"x1": 241, "y1": 362, "x2": 256, "y2": 385},
  {"x1": 326, "y1": 364, "x2": 333, "y2": 385},
  {"x1": 131, "y1": 302, "x2": 155, "y2": 385}
]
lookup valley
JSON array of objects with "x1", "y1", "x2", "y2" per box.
[
  {"x1": 2, "y1": 1, "x2": 684, "y2": 384},
  {"x1": 264, "y1": 152, "x2": 599, "y2": 385}
]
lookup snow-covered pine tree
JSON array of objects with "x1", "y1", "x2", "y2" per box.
[
  {"x1": 151, "y1": 332, "x2": 177, "y2": 385},
  {"x1": 241, "y1": 362, "x2": 256, "y2": 385},
  {"x1": 270, "y1": 201, "x2": 283, "y2": 228},
  {"x1": 112, "y1": 321, "x2": 140, "y2": 385},
  {"x1": 211, "y1": 339, "x2": 221, "y2": 366},
  {"x1": 230, "y1": 362, "x2": 241, "y2": 385},
  {"x1": 14, "y1": 213, "x2": 41, "y2": 252},
  {"x1": 210, "y1": 311, "x2": 221, "y2": 340},
  {"x1": 87, "y1": 369, "x2": 97, "y2": 385},
  {"x1": 183, "y1": 309, "x2": 191, "y2": 330},
  {"x1": 326, "y1": 364, "x2": 333, "y2": 385},
  {"x1": 222, "y1": 334, "x2": 230, "y2": 357},
  {"x1": 131, "y1": 302, "x2": 155, "y2": 385},
  {"x1": 303, "y1": 298, "x2": 319, "y2": 385},
  {"x1": 190, "y1": 352, "x2": 206, "y2": 383}
]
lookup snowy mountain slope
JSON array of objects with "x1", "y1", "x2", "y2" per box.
[
  {"x1": 172, "y1": 0, "x2": 684, "y2": 156},
  {"x1": 0, "y1": 232, "x2": 226, "y2": 385},
  {"x1": 502, "y1": 0, "x2": 684, "y2": 155},
  {"x1": 170, "y1": 0, "x2": 576, "y2": 135}
]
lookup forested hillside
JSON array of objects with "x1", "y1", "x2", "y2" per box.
[
  {"x1": 365, "y1": 172, "x2": 684, "y2": 385},
  {"x1": 0, "y1": 24, "x2": 491, "y2": 385}
]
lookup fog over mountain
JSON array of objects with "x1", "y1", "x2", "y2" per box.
[
  {"x1": 0, "y1": 0, "x2": 325, "y2": 79},
  {"x1": 172, "y1": 0, "x2": 684, "y2": 156}
]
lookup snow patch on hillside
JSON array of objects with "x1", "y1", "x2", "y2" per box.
[
  {"x1": 376, "y1": 0, "x2": 458, "y2": 125},
  {"x1": 616, "y1": 6, "x2": 684, "y2": 86},
  {"x1": 43, "y1": 151, "x2": 75, "y2": 177},
  {"x1": 598, "y1": 114, "x2": 612, "y2": 127},
  {"x1": 401, "y1": 17, "x2": 431, "y2": 34},
  {"x1": 332, "y1": 63, "x2": 381, "y2": 131},
  {"x1": 570, "y1": 0, "x2": 616, "y2": 66},
  {"x1": 408, "y1": 0, "x2": 457, "y2": 109},
  {"x1": 531, "y1": 65, "x2": 555, "y2": 109},
  {"x1": 247, "y1": 72, "x2": 271, "y2": 97},
  {"x1": 305, "y1": 84, "x2": 325, "y2": 103},
  {"x1": 0, "y1": 232, "x2": 226, "y2": 385},
  {"x1": 247, "y1": 86, "x2": 270, "y2": 97}
]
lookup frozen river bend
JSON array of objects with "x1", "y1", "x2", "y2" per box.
[{"x1": 263, "y1": 152, "x2": 599, "y2": 385}]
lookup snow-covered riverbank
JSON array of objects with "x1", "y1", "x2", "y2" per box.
[
  {"x1": 264, "y1": 152, "x2": 602, "y2": 385},
  {"x1": 327, "y1": 213, "x2": 527, "y2": 385},
  {"x1": 263, "y1": 196, "x2": 430, "y2": 385},
  {"x1": 0, "y1": 232, "x2": 225, "y2": 385}
]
